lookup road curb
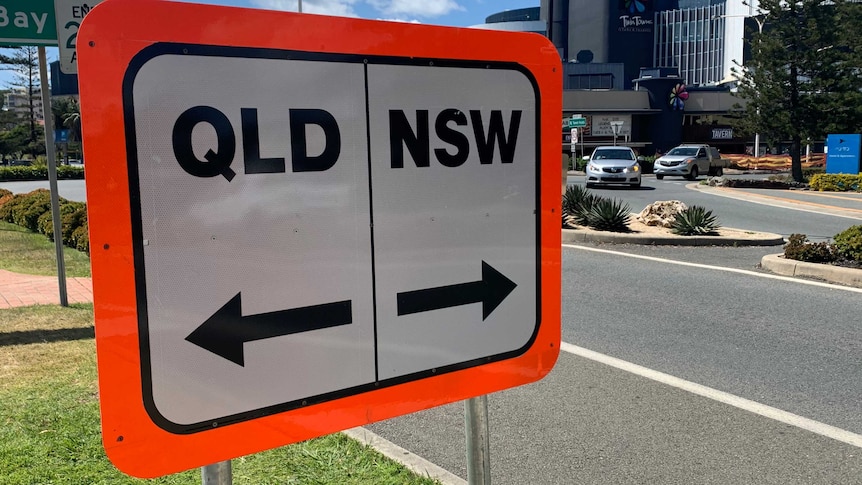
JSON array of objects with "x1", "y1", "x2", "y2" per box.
[
  {"x1": 760, "y1": 254, "x2": 862, "y2": 288},
  {"x1": 562, "y1": 228, "x2": 785, "y2": 246}
]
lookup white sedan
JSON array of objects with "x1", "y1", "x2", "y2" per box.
[{"x1": 584, "y1": 146, "x2": 642, "y2": 189}]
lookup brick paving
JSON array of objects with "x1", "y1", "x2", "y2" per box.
[{"x1": 0, "y1": 269, "x2": 93, "y2": 309}]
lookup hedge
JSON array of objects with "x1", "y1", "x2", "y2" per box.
[
  {"x1": 808, "y1": 173, "x2": 862, "y2": 192},
  {"x1": 0, "y1": 165, "x2": 85, "y2": 181},
  {"x1": 0, "y1": 189, "x2": 89, "y2": 254}
]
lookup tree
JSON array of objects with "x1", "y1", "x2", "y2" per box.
[
  {"x1": 0, "y1": 46, "x2": 45, "y2": 158},
  {"x1": 732, "y1": 0, "x2": 862, "y2": 182}
]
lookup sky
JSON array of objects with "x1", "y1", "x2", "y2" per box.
[{"x1": 1, "y1": 0, "x2": 537, "y2": 88}]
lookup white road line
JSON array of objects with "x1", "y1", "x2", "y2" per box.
[
  {"x1": 564, "y1": 244, "x2": 862, "y2": 294},
  {"x1": 343, "y1": 427, "x2": 467, "y2": 485},
  {"x1": 561, "y1": 342, "x2": 862, "y2": 449},
  {"x1": 693, "y1": 186, "x2": 862, "y2": 221}
]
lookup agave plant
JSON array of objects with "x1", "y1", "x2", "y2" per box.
[
  {"x1": 562, "y1": 185, "x2": 594, "y2": 216},
  {"x1": 563, "y1": 185, "x2": 600, "y2": 227},
  {"x1": 670, "y1": 205, "x2": 721, "y2": 235},
  {"x1": 586, "y1": 198, "x2": 631, "y2": 232}
]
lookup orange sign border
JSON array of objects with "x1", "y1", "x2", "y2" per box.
[{"x1": 79, "y1": 0, "x2": 561, "y2": 478}]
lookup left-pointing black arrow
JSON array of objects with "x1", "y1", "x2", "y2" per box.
[{"x1": 185, "y1": 293, "x2": 352, "y2": 366}]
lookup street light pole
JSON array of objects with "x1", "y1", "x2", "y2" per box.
[
  {"x1": 298, "y1": 0, "x2": 302, "y2": 12},
  {"x1": 752, "y1": 16, "x2": 764, "y2": 158},
  {"x1": 715, "y1": 13, "x2": 766, "y2": 158}
]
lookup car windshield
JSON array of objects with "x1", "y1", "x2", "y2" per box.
[
  {"x1": 667, "y1": 147, "x2": 698, "y2": 156},
  {"x1": 592, "y1": 149, "x2": 633, "y2": 161}
]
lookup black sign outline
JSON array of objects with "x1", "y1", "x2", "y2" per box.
[{"x1": 123, "y1": 42, "x2": 542, "y2": 434}]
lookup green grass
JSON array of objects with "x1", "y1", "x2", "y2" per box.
[
  {"x1": 0, "y1": 305, "x2": 441, "y2": 484},
  {"x1": 0, "y1": 221, "x2": 91, "y2": 277}
]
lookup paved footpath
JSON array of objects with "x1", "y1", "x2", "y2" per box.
[{"x1": 0, "y1": 270, "x2": 93, "y2": 309}]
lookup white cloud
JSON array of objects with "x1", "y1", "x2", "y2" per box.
[
  {"x1": 368, "y1": 0, "x2": 464, "y2": 18},
  {"x1": 251, "y1": 0, "x2": 361, "y2": 17}
]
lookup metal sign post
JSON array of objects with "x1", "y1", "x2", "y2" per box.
[
  {"x1": 201, "y1": 461, "x2": 232, "y2": 485},
  {"x1": 38, "y1": 46, "x2": 69, "y2": 307},
  {"x1": 610, "y1": 120, "x2": 623, "y2": 146},
  {"x1": 465, "y1": 395, "x2": 491, "y2": 485}
]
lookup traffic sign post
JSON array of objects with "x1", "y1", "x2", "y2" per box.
[
  {"x1": 78, "y1": 0, "x2": 561, "y2": 478},
  {"x1": 568, "y1": 117, "x2": 586, "y2": 128},
  {"x1": 53, "y1": 0, "x2": 103, "y2": 73}
]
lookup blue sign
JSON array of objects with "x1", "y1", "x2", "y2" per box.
[
  {"x1": 825, "y1": 134, "x2": 861, "y2": 174},
  {"x1": 54, "y1": 129, "x2": 70, "y2": 144}
]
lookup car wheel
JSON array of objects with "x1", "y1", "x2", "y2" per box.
[
  {"x1": 656, "y1": 174, "x2": 664, "y2": 180},
  {"x1": 714, "y1": 167, "x2": 723, "y2": 176},
  {"x1": 630, "y1": 181, "x2": 641, "y2": 189},
  {"x1": 688, "y1": 166, "x2": 699, "y2": 180}
]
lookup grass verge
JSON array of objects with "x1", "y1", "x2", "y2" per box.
[
  {"x1": 0, "y1": 221, "x2": 91, "y2": 277},
  {"x1": 0, "y1": 304, "x2": 441, "y2": 484}
]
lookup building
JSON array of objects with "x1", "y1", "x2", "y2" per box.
[
  {"x1": 509, "y1": 0, "x2": 768, "y2": 154},
  {"x1": 3, "y1": 87, "x2": 45, "y2": 122}
]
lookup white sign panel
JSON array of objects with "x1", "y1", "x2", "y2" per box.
[
  {"x1": 54, "y1": 0, "x2": 101, "y2": 73},
  {"x1": 591, "y1": 114, "x2": 632, "y2": 137},
  {"x1": 126, "y1": 45, "x2": 539, "y2": 432}
]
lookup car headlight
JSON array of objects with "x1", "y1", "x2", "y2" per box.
[
  {"x1": 685, "y1": 158, "x2": 695, "y2": 164},
  {"x1": 588, "y1": 163, "x2": 598, "y2": 172},
  {"x1": 626, "y1": 164, "x2": 640, "y2": 173}
]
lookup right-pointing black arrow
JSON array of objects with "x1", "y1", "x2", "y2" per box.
[{"x1": 396, "y1": 261, "x2": 517, "y2": 320}]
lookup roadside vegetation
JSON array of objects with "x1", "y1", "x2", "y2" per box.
[
  {"x1": 784, "y1": 227, "x2": 862, "y2": 269},
  {"x1": 562, "y1": 186, "x2": 722, "y2": 235},
  {"x1": 0, "y1": 304, "x2": 442, "y2": 484},
  {"x1": 0, "y1": 188, "x2": 90, "y2": 256},
  {"x1": 0, "y1": 233, "x2": 443, "y2": 484},
  {"x1": 0, "y1": 162, "x2": 85, "y2": 181}
]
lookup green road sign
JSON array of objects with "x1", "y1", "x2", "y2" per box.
[
  {"x1": 567, "y1": 117, "x2": 586, "y2": 128},
  {"x1": 0, "y1": 0, "x2": 58, "y2": 46}
]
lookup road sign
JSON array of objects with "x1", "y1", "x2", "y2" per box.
[
  {"x1": 568, "y1": 117, "x2": 586, "y2": 128},
  {"x1": 78, "y1": 0, "x2": 561, "y2": 478},
  {"x1": 825, "y1": 134, "x2": 861, "y2": 174},
  {"x1": 54, "y1": 0, "x2": 102, "y2": 73},
  {"x1": 0, "y1": 0, "x2": 58, "y2": 46}
]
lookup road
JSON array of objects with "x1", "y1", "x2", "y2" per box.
[
  {"x1": 367, "y1": 244, "x2": 862, "y2": 483},
  {"x1": 0, "y1": 179, "x2": 87, "y2": 202},
  {"x1": 567, "y1": 173, "x2": 862, "y2": 242},
  {"x1": 365, "y1": 179, "x2": 862, "y2": 484},
  {"x1": 2, "y1": 175, "x2": 861, "y2": 482}
]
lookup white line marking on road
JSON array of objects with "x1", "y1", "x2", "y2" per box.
[
  {"x1": 343, "y1": 427, "x2": 467, "y2": 485},
  {"x1": 564, "y1": 244, "x2": 862, "y2": 294},
  {"x1": 561, "y1": 342, "x2": 862, "y2": 448},
  {"x1": 694, "y1": 186, "x2": 862, "y2": 221}
]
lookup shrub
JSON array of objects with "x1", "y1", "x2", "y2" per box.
[
  {"x1": 0, "y1": 190, "x2": 58, "y2": 232},
  {"x1": 585, "y1": 197, "x2": 631, "y2": 232},
  {"x1": 670, "y1": 206, "x2": 721, "y2": 236},
  {"x1": 71, "y1": 224, "x2": 90, "y2": 254},
  {"x1": 0, "y1": 189, "x2": 89, "y2": 254},
  {"x1": 833, "y1": 225, "x2": 862, "y2": 263},
  {"x1": 36, "y1": 201, "x2": 87, "y2": 243},
  {"x1": 562, "y1": 185, "x2": 595, "y2": 216},
  {"x1": 0, "y1": 165, "x2": 84, "y2": 181},
  {"x1": 783, "y1": 233, "x2": 836, "y2": 263},
  {"x1": 562, "y1": 185, "x2": 602, "y2": 227},
  {"x1": 639, "y1": 156, "x2": 655, "y2": 175},
  {"x1": 808, "y1": 173, "x2": 862, "y2": 192},
  {"x1": 574, "y1": 156, "x2": 588, "y2": 172}
]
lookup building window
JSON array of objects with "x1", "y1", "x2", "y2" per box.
[{"x1": 568, "y1": 74, "x2": 614, "y2": 90}]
